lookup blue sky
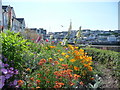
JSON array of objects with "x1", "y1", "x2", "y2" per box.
[{"x1": 2, "y1": 0, "x2": 119, "y2": 32}]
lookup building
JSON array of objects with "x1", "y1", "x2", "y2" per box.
[
  {"x1": 2, "y1": 5, "x2": 25, "y2": 32},
  {"x1": 0, "y1": 0, "x2": 2, "y2": 31},
  {"x1": 16, "y1": 18, "x2": 25, "y2": 31},
  {"x1": 2, "y1": 5, "x2": 16, "y2": 30}
]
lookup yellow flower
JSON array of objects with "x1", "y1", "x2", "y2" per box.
[
  {"x1": 61, "y1": 52, "x2": 66, "y2": 56},
  {"x1": 74, "y1": 46, "x2": 79, "y2": 49},
  {"x1": 45, "y1": 47, "x2": 48, "y2": 49},
  {"x1": 59, "y1": 58, "x2": 64, "y2": 61},
  {"x1": 65, "y1": 55, "x2": 69, "y2": 58},
  {"x1": 70, "y1": 59, "x2": 76, "y2": 62}
]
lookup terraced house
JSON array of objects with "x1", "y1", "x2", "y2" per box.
[{"x1": 2, "y1": 5, "x2": 25, "y2": 32}]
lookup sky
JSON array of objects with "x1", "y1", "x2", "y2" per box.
[{"x1": 2, "y1": 0, "x2": 119, "y2": 33}]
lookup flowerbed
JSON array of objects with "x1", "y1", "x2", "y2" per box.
[
  {"x1": 84, "y1": 47, "x2": 120, "y2": 87},
  {"x1": 0, "y1": 31, "x2": 99, "y2": 89}
]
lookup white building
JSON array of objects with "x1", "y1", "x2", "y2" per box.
[{"x1": 107, "y1": 35, "x2": 117, "y2": 42}]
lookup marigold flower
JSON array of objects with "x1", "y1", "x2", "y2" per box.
[
  {"x1": 79, "y1": 49, "x2": 84, "y2": 52},
  {"x1": 58, "y1": 50, "x2": 60, "y2": 52},
  {"x1": 68, "y1": 51, "x2": 71, "y2": 53},
  {"x1": 61, "y1": 64, "x2": 68, "y2": 67},
  {"x1": 54, "y1": 85, "x2": 61, "y2": 88},
  {"x1": 70, "y1": 82, "x2": 74, "y2": 86},
  {"x1": 30, "y1": 77, "x2": 34, "y2": 81},
  {"x1": 59, "y1": 58, "x2": 64, "y2": 61},
  {"x1": 48, "y1": 58, "x2": 53, "y2": 63},
  {"x1": 90, "y1": 77, "x2": 94, "y2": 80},
  {"x1": 46, "y1": 81, "x2": 50, "y2": 83},
  {"x1": 74, "y1": 74, "x2": 81, "y2": 80},
  {"x1": 88, "y1": 66, "x2": 93, "y2": 71},
  {"x1": 54, "y1": 61, "x2": 59, "y2": 65},
  {"x1": 75, "y1": 46, "x2": 79, "y2": 49},
  {"x1": 49, "y1": 46, "x2": 56, "y2": 48},
  {"x1": 26, "y1": 68, "x2": 30, "y2": 71},
  {"x1": 65, "y1": 55, "x2": 69, "y2": 58},
  {"x1": 61, "y1": 52, "x2": 66, "y2": 56},
  {"x1": 74, "y1": 66, "x2": 79, "y2": 71},
  {"x1": 70, "y1": 59, "x2": 76, "y2": 62},
  {"x1": 79, "y1": 81, "x2": 84, "y2": 85},
  {"x1": 84, "y1": 64, "x2": 89, "y2": 67},
  {"x1": 36, "y1": 80, "x2": 41, "y2": 84},
  {"x1": 36, "y1": 86, "x2": 40, "y2": 88},
  {"x1": 17, "y1": 80, "x2": 24, "y2": 86}
]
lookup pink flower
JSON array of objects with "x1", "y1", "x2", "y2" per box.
[{"x1": 46, "y1": 39, "x2": 49, "y2": 42}]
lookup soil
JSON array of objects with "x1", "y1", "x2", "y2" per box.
[{"x1": 94, "y1": 62, "x2": 119, "y2": 89}]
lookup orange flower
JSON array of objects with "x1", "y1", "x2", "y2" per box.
[
  {"x1": 74, "y1": 66, "x2": 79, "y2": 71},
  {"x1": 37, "y1": 73, "x2": 41, "y2": 76},
  {"x1": 49, "y1": 46, "x2": 56, "y2": 48},
  {"x1": 38, "y1": 59, "x2": 46, "y2": 65},
  {"x1": 74, "y1": 56, "x2": 80, "y2": 60},
  {"x1": 61, "y1": 64, "x2": 68, "y2": 67},
  {"x1": 79, "y1": 81, "x2": 84, "y2": 85},
  {"x1": 69, "y1": 82, "x2": 74, "y2": 86},
  {"x1": 30, "y1": 77, "x2": 34, "y2": 81},
  {"x1": 70, "y1": 59, "x2": 76, "y2": 62},
  {"x1": 79, "y1": 49, "x2": 84, "y2": 52},
  {"x1": 90, "y1": 77, "x2": 94, "y2": 80},
  {"x1": 36, "y1": 87, "x2": 40, "y2": 88},
  {"x1": 17, "y1": 80, "x2": 24, "y2": 86},
  {"x1": 54, "y1": 85, "x2": 61, "y2": 88},
  {"x1": 58, "y1": 50, "x2": 60, "y2": 52},
  {"x1": 36, "y1": 80, "x2": 41, "y2": 84},
  {"x1": 54, "y1": 61, "x2": 59, "y2": 65},
  {"x1": 73, "y1": 74, "x2": 81, "y2": 80},
  {"x1": 26, "y1": 68, "x2": 30, "y2": 71},
  {"x1": 84, "y1": 64, "x2": 89, "y2": 67},
  {"x1": 88, "y1": 66, "x2": 93, "y2": 71}
]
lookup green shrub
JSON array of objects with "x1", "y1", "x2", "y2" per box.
[{"x1": 0, "y1": 30, "x2": 32, "y2": 70}]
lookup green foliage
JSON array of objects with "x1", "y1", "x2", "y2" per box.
[
  {"x1": 0, "y1": 30, "x2": 32, "y2": 70},
  {"x1": 84, "y1": 47, "x2": 120, "y2": 83}
]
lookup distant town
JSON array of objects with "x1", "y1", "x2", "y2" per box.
[{"x1": 0, "y1": 4, "x2": 120, "y2": 45}]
